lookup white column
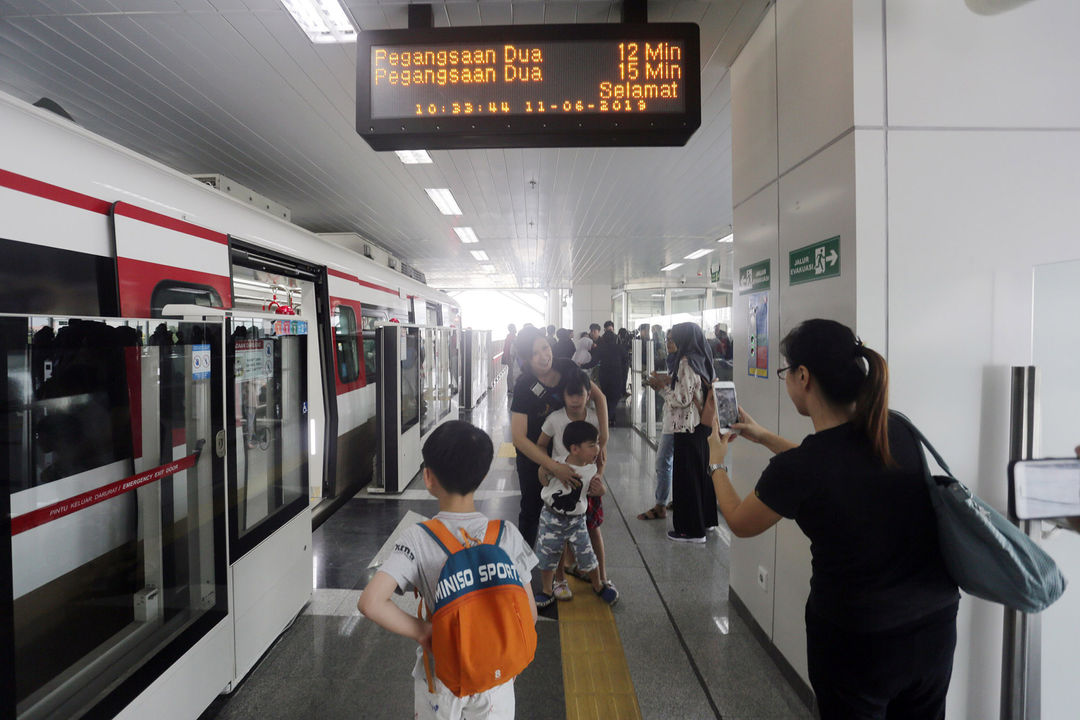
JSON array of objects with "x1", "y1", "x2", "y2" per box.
[{"x1": 731, "y1": 1, "x2": 1080, "y2": 716}]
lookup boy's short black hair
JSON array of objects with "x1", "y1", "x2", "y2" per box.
[
  {"x1": 422, "y1": 420, "x2": 493, "y2": 495},
  {"x1": 603, "y1": 320, "x2": 614, "y2": 330},
  {"x1": 563, "y1": 368, "x2": 590, "y2": 398},
  {"x1": 562, "y1": 420, "x2": 599, "y2": 452},
  {"x1": 589, "y1": 323, "x2": 601, "y2": 332}
]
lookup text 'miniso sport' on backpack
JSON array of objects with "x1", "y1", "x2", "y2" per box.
[{"x1": 417, "y1": 518, "x2": 537, "y2": 697}]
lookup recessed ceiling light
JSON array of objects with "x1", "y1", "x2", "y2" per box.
[
  {"x1": 395, "y1": 150, "x2": 432, "y2": 164},
  {"x1": 280, "y1": 0, "x2": 357, "y2": 44},
  {"x1": 425, "y1": 188, "x2": 462, "y2": 215},
  {"x1": 717, "y1": 233, "x2": 734, "y2": 243},
  {"x1": 660, "y1": 262, "x2": 683, "y2": 272},
  {"x1": 480, "y1": 264, "x2": 497, "y2": 273},
  {"x1": 684, "y1": 248, "x2": 715, "y2": 260},
  {"x1": 470, "y1": 250, "x2": 489, "y2": 261},
  {"x1": 453, "y1": 227, "x2": 479, "y2": 244},
  {"x1": 651, "y1": 293, "x2": 665, "y2": 297}
]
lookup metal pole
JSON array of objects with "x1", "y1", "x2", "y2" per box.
[{"x1": 1001, "y1": 366, "x2": 1041, "y2": 720}]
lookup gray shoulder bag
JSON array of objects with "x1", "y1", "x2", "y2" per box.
[{"x1": 892, "y1": 411, "x2": 1066, "y2": 614}]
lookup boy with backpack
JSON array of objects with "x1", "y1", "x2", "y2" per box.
[
  {"x1": 537, "y1": 369, "x2": 617, "y2": 603},
  {"x1": 358, "y1": 420, "x2": 538, "y2": 720},
  {"x1": 534, "y1": 420, "x2": 619, "y2": 607}
]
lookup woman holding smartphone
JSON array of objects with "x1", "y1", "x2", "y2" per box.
[
  {"x1": 646, "y1": 322, "x2": 718, "y2": 543},
  {"x1": 707, "y1": 319, "x2": 958, "y2": 719}
]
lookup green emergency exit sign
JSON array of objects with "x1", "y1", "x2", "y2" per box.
[{"x1": 789, "y1": 236, "x2": 840, "y2": 286}]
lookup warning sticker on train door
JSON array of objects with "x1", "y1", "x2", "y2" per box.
[
  {"x1": 192, "y1": 344, "x2": 211, "y2": 380},
  {"x1": 235, "y1": 339, "x2": 271, "y2": 381}
]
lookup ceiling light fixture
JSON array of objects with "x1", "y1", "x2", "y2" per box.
[
  {"x1": 425, "y1": 188, "x2": 462, "y2": 215},
  {"x1": 660, "y1": 262, "x2": 683, "y2": 272},
  {"x1": 395, "y1": 150, "x2": 432, "y2": 164},
  {"x1": 684, "y1": 248, "x2": 715, "y2": 260},
  {"x1": 453, "y1": 227, "x2": 479, "y2": 244},
  {"x1": 470, "y1": 250, "x2": 490, "y2": 261},
  {"x1": 280, "y1": 0, "x2": 357, "y2": 44},
  {"x1": 480, "y1": 264, "x2": 497, "y2": 273},
  {"x1": 717, "y1": 233, "x2": 734, "y2": 243}
]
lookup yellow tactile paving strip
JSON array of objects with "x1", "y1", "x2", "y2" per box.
[
  {"x1": 497, "y1": 441, "x2": 517, "y2": 458},
  {"x1": 558, "y1": 576, "x2": 642, "y2": 720}
]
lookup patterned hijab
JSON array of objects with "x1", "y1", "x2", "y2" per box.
[{"x1": 668, "y1": 322, "x2": 715, "y2": 389}]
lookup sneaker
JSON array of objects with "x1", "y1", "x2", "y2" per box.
[
  {"x1": 667, "y1": 530, "x2": 706, "y2": 544},
  {"x1": 595, "y1": 584, "x2": 619, "y2": 606},
  {"x1": 535, "y1": 591, "x2": 555, "y2": 609},
  {"x1": 553, "y1": 580, "x2": 573, "y2": 601}
]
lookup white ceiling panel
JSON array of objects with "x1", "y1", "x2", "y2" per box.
[{"x1": 0, "y1": 0, "x2": 762, "y2": 289}]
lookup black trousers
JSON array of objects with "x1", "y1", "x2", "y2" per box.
[
  {"x1": 806, "y1": 603, "x2": 958, "y2": 720},
  {"x1": 671, "y1": 424, "x2": 718, "y2": 537},
  {"x1": 516, "y1": 456, "x2": 543, "y2": 548}
]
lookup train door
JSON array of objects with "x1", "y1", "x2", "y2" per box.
[
  {"x1": 2, "y1": 314, "x2": 227, "y2": 719},
  {"x1": 228, "y1": 240, "x2": 329, "y2": 510}
]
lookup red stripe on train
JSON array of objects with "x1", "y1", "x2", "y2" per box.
[
  {"x1": 328, "y1": 268, "x2": 398, "y2": 297},
  {"x1": 113, "y1": 202, "x2": 228, "y2": 245},
  {"x1": 117, "y1": 256, "x2": 233, "y2": 318},
  {"x1": 0, "y1": 168, "x2": 111, "y2": 214}
]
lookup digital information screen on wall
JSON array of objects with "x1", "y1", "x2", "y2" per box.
[{"x1": 356, "y1": 23, "x2": 700, "y2": 150}]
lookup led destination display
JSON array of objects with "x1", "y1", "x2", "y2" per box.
[
  {"x1": 356, "y1": 23, "x2": 700, "y2": 149},
  {"x1": 370, "y1": 39, "x2": 687, "y2": 119}
]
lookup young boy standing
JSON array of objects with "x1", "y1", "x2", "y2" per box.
[
  {"x1": 534, "y1": 420, "x2": 619, "y2": 607},
  {"x1": 358, "y1": 421, "x2": 538, "y2": 720},
  {"x1": 537, "y1": 369, "x2": 617, "y2": 603}
]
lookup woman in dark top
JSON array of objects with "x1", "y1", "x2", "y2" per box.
[
  {"x1": 706, "y1": 319, "x2": 958, "y2": 720},
  {"x1": 592, "y1": 329, "x2": 625, "y2": 426},
  {"x1": 553, "y1": 327, "x2": 576, "y2": 361},
  {"x1": 511, "y1": 326, "x2": 609, "y2": 546}
]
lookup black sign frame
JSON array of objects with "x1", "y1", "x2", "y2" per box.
[{"x1": 356, "y1": 23, "x2": 701, "y2": 150}]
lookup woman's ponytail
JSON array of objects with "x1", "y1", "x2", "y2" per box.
[
  {"x1": 855, "y1": 345, "x2": 894, "y2": 468},
  {"x1": 781, "y1": 319, "x2": 896, "y2": 469}
]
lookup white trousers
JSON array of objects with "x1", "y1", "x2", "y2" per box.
[{"x1": 413, "y1": 676, "x2": 515, "y2": 720}]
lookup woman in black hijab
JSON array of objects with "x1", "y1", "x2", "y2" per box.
[{"x1": 647, "y1": 322, "x2": 718, "y2": 542}]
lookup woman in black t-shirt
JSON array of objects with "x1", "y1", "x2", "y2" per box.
[
  {"x1": 511, "y1": 326, "x2": 609, "y2": 546},
  {"x1": 705, "y1": 319, "x2": 958, "y2": 720}
]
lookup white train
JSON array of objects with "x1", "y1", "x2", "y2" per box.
[{"x1": 0, "y1": 90, "x2": 460, "y2": 719}]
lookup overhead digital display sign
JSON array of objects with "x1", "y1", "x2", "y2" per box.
[{"x1": 356, "y1": 23, "x2": 700, "y2": 150}]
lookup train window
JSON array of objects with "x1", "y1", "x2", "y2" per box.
[
  {"x1": 150, "y1": 281, "x2": 223, "y2": 317},
  {"x1": 361, "y1": 312, "x2": 383, "y2": 380},
  {"x1": 333, "y1": 306, "x2": 360, "y2": 383}
]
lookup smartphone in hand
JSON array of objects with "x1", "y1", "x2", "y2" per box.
[{"x1": 713, "y1": 381, "x2": 738, "y2": 429}]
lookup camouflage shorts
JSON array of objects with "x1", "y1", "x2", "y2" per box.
[{"x1": 534, "y1": 507, "x2": 597, "y2": 572}]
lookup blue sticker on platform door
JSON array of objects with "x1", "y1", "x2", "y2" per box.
[{"x1": 192, "y1": 344, "x2": 211, "y2": 380}]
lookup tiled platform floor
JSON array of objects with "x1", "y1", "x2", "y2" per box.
[{"x1": 201, "y1": 378, "x2": 814, "y2": 720}]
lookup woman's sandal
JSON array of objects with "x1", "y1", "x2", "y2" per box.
[{"x1": 637, "y1": 507, "x2": 667, "y2": 520}]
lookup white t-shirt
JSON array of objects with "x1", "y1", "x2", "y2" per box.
[
  {"x1": 541, "y1": 407, "x2": 599, "y2": 462},
  {"x1": 540, "y1": 462, "x2": 596, "y2": 515},
  {"x1": 379, "y1": 511, "x2": 538, "y2": 680}
]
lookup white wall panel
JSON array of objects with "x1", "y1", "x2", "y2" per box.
[
  {"x1": 731, "y1": 4, "x2": 776, "y2": 207},
  {"x1": 730, "y1": 181, "x2": 779, "y2": 633},
  {"x1": 772, "y1": 133, "x2": 856, "y2": 684},
  {"x1": 775, "y1": 0, "x2": 853, "y2": 173},
  {"x1": 887, "y1": 128, "x2": 1080, "y2": 719},
  {"x1": 851, "y1": 0, "x2": 884, "y2": 127},
  {"x1": 853, "y1": 129, "x2": 887, "y2": 351},
  {"x1": 886, "y1": 0, "x2": 1080, "y2": 129}
]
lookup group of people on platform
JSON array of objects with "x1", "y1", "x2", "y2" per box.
[{"x1": 361, "y1": 315, "x2": 967, "y2": 720}]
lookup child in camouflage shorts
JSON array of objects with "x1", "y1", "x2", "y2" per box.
[{"x1": 533, "y1": 421, "x2": 618, "y2": 607}]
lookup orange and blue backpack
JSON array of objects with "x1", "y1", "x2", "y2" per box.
[{"x1": 417, "y1": 518, "x2": 537, "y2": 697}]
